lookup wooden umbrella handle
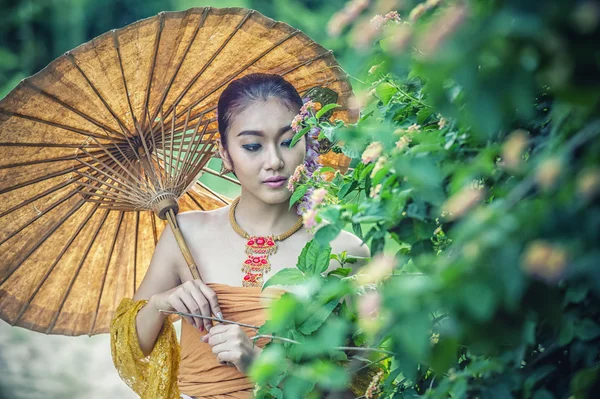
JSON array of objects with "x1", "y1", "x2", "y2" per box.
[{"x1": 165, "y1": 209, "x2": 202, "y2": 280}]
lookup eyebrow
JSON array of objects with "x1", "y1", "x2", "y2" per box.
[{"x1": 236, "y1": 124, "x2": 292, "y2": 137}]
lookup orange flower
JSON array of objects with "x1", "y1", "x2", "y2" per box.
[
  {"x1": 522, "y1": 240, "x2": 568, "y2": 283},
  {"x1": 442, "y1": 186, "x2": 485, "y2": 220},
  {"x1": 356, "y1": 253, "x2": 396, "y2": 285},
  {"x1": 536, "y1": 157, "x2": 562, "y2": 190},
  {"x1": 502, "y1": 129, "x2": 529, "y2": 172}
]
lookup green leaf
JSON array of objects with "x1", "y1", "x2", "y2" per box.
[
  {"x1": 315, "y1": 224, "x2": 341, "y2": 247},
  {"x1": 575, "y1": 319, "x2": 600, "y2": 341},
  {"x1": 291, "y1": 125, "x2": 310, "y2": 147},
  {"x1": 296, "y1": 243, "x2": 309, "y2": 273},
  {"x1": 327, "y1": 267, "x2": 352, "y2": 277},
  {"x1": 305, "y1": 240, "x2": 332, "y2": 275},
  {"x1": 375, "y1": 82, "x2": 398, "y2": 105},
  {"x1": 289, "y1": 185, "x2": 308, "y2": 209},
  {"x1": 262, "y1": 268, "x2": 306, "y2": 290},
  {"x1": 338, "y1": 180, "x2": 359, "y2": 199},
  {"x1": 298, "y1": 298, "x2": 339, "y2": 334},
  {"x1": 352, "y1": 223, "x2": 363, "y2": 240},
  {"x1": 316, "y1": 103, "x2": 341, "y2": 119}
]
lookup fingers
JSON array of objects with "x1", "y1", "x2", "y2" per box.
[
  {"x1": 169, "y1": 295, "x2": 196, "y2": 328},
  {"x1": 196, "y1": 282, "x2": 224, "y2": 322},
  {"x1": 187, "y1": 286, "x2": 212, "y2": 331}
]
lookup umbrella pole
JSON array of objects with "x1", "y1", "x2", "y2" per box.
[{"x1": 164, "y1": 208, "x2": 202, "y2": 281}]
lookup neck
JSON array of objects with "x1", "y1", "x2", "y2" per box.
[{"x1": 232, "y1": 189, "x2": 301, "y2": 238}]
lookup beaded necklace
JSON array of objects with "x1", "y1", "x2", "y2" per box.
[{"x1": 228, "y1": 196, "x2": 303, "y2": 287}]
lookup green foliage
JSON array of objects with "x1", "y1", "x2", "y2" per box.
[{"x1": 251, "y1": 0, "x2": 600, "y2": 398}]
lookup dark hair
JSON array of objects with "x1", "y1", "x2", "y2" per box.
[{"x1": 217, "y1": 73, "x2": 304, "y2": 150}]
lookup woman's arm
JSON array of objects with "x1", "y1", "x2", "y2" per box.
[{"x1": 132, "y1": 224, "x2": 183, "y2": 356}]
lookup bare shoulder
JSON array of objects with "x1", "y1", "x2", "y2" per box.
[
  {"x1": 175, "y1": 206, "x2": 229, "y2": 233},
  {"x1": 330, "y1": 229, "x2": 371, "y2": 259}
]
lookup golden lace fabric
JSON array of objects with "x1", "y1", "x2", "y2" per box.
[
  {"x1": 110, "y1": 297, "x2": 180, "y2": 399},
  {"x1": 110, "y1": 283, "x2": 375, "y2": 399}
]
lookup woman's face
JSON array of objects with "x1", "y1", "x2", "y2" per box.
[{"x1": 219, "y1": 97, "x2": 306, "y2": 205}]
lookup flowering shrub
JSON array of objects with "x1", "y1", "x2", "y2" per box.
[{"x1": 250, "y1": 1, "x2": 600, "y2": 398}]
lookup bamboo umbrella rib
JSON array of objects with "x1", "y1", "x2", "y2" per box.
[
  {"x1": 195, "y1": 181, "x2": 229, "y2": 204},
  {"x1": 201, "y1": 167, "x2": 240, "y2": 185},
  {"x1": 168, "y1": 108, "x2": 176, "y2": 185},
  {"x1": 141, "y1": 12, "x2": 165, "y2": 132},
  {"x1": 144, "y1": 108, "x2": 166, "y2": 187},
  {"x1": 65, "y1": 53, "x2": 132, "y2": 137},
  {"x1": 157, "y1": 9, "x2": 255, "y2": 127},
  {"x1": 83, "y1": 138, "x2": 147, "y2": 190},
  {"x1": 135, "y1": 113, "x2": 162, "y2": 192},
  {"x1": 163, "y1": 29, "x2": 300, "y2": 131},
  {"x1": 72, "y1": 156, "x2": 145, "y2": 203},
  {"x1": 185, "y1": 191, "x2": 206, "y2": 210},
  {"x1": 0, "y1": 150, "x2": 107, "y2": 170},
  {"x1": 89, "y1": 136, "x2": 144, "y2": 185},
  {"x1": 23, "y1": 81, "x2": 128, "y2": 140},
  {"x1": 180, "y1": 30, "x2": 301, "y2": 116},
  {"x1": 0, "y1": 188, "x2": 81, "y2": 247},
  {"x1": 75, "y1": 157, "x2": 150, "y2": 198},
  {"x1": 172, "y1": 107, "x2": 194, "y2": 187},
  {"x1": 46, "y1": 206, "x2": 109, "y2": 334},
  {"x1": 0, "y1": 110, "x2": 124, "y2": 142},
  {"x1": 0, "y1": 142, "x2": 104, "y2": 149},
  {"x1": 146, "y1": 8, "x2": 210, "y2": 131},
  {"x1": 173, "y1": 110, "x2": 205, "y2": 189},
  {"x1": 182, "y1": 135, "x2": 218, "y2": 189},
  {"x1": 0, "y1": 175, "x2": 83, "y2": 219},
  {"x1": 11, "y1": 202, "x2": 105, "y2": 326},
  {"x1": 74, "y1": 181, "x2": 144, "y2": 204},
  {"x1": 112, "y1": 31, "x2": 140, "y2": 136},
  {"x1": 177, "y1": 128, "x2": 214, "y2": 189},
  {"x1": 0, "y1": 198, "x2": 87, "y2": 287},
  {"x1": 160, "y1": 108, "x2": 169, "y2": 180},
  {"x1": 73, "y1": 171, "x2": 147, "y2": 205},
  {"x1": 89, "y1": 210, "x2": 124, "y2": 335}
]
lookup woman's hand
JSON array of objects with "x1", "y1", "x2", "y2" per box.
[
  {"x1": 201, "y1": 323, "x2": 262, "y2": 374},
  {"x1": 149, "y1": 279, "x2": 223, "y2": 332}
]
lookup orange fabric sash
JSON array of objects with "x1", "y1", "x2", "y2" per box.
[{"x1": 178, "y1": 283, "x2": 287, "y2": 398}]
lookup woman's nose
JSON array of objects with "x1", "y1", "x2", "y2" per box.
[{"x1": 265, "y1": 145, "x2": 285, "y2": 170}]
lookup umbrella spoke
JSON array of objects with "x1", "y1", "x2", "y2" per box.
[
  {"x1": 0, "y1": 189, "x2": 80, "y2": 247},
  {"x1": 0, "y1": 197, "x2": 87, "y2": 287},
  {"x1": 0, "y1": 110, "x2": 123, "y2": 143},
  {"x1": 196, "y1": 181, "x2": 230, "y2": 205},
  {"x1": 157, "y1": 9, "x2": 255, "y2": 128},
  {"x1": 201, "y1": 166, "x2": 240, "y2": 185},
  {"x1": 140, "y1": 12, "x2": 164, "y2": 133},
  {"x1": 112, "y1": 31, "x2": 141, "y2": 137},
  {"x1": 11, "y1": 203, "x2": 103, "y2": 327},
  {"x1": 89, "y1": 210, "x2": 124, "y2": 335},
  {"x1": 22, "y1": 81, "x2": 128, "y2": 140},
  {"x1": 46, "y1": 206, "x2": 109, "y2": 334},
  {"x1": 146, "y1": 8, "x2": 210, "y2": 132},
  {"x1": 65, "y1": 53, "x2": 133, "y2": 137},
  {"x1": 0, "y1": 150, "x2": 106, "y2": 170},
  {"x1": 0, "y1": 175, "x2": 83, "y2": 219}
]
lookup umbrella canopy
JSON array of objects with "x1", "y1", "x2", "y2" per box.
[{"x1": 0, "y1": 7, "x2": 356, "y2": 336}]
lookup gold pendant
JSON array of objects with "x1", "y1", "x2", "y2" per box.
[{"x1": 242, "y1": 235, "x2": 277, "y2": 287}]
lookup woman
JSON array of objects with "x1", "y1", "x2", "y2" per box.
[{"x1": 110, "y1": 73, "x2": 370, "y2": 399}]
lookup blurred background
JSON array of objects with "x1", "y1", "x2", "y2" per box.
[{"x1": 0, "y1": 0, "x2": 357, "y2": 397}]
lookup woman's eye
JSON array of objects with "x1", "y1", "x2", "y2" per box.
[
  {"x1": 242, "y1": 144, "x2": 261, "y2": 152},
  {"x1": 281, "y1": 139, "x2": 293, "y2": 147}
]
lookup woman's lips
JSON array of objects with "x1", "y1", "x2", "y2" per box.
[{"x1": 263, "y1": 179, "x2": 286, "y2": 188}]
